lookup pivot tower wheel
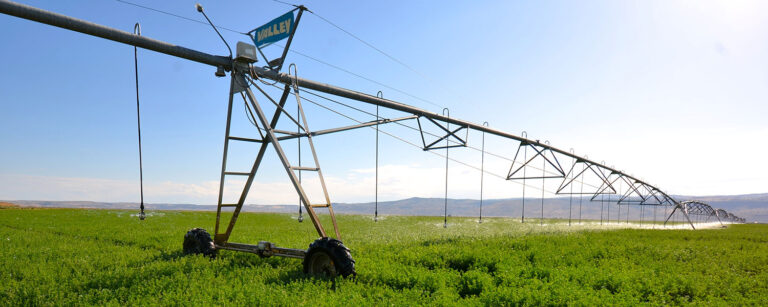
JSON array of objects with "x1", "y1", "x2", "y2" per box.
[
  {"x1": 183, "y1": 228, "x2": 217, "y2": 258},
  {"x1": 303, "y1": 237, "x2": 356, "y2": 278}
]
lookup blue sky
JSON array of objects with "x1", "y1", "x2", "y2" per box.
[{"x1": 1, "y1": 0, "x2": 767, "y2": 205}]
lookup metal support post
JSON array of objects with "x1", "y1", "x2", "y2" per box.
[{"x1": 214, "y1": 73, "x2": 238, "y2": 238}]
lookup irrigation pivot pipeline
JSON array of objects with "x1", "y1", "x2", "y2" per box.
[{"x1": 0, "y1": 0, "x2": 745, "y2": 277}]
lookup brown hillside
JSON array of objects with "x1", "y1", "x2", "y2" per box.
[{"x1": 0, "y1": 202, "x2": 19, "y2": 208}]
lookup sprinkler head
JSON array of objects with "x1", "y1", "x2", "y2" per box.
[
  {"x1": 215, "y1": 65, "x2": 226, "y2": 77},
  {"x1": 139, "y1": 211, "x2": 146, "y2": 220},
  {"x1": 195, "y1": 3, "x2": 203, "y2": 12}
]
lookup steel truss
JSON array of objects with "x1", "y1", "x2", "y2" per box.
[{"x1": 664, "y1": 201, "x2": 745, "y2": 227}]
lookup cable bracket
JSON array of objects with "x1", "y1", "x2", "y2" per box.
[{"x1": 416, "y1": 116, "x2": 468, "y2": 151}]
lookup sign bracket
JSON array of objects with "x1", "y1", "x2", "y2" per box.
[{"x1": 247, "y1": 6, "x2": 306, "y2": 73}]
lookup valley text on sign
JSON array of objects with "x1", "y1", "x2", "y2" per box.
[{"x1": 252, "y1": 11, "x2": 294, "y2": 48}]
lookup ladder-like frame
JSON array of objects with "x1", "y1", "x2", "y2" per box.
[{"x1": 211, "y1": 66, "x2": 340, "y2": 257}]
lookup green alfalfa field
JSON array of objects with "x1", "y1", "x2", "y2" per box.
[{"x1": 1, "y1": 208, "x2": 767, "y2": 306}]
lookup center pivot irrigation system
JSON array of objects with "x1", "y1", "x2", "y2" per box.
[{"x1": 0, "y1": 1, "x2": 745, "y2": 278}]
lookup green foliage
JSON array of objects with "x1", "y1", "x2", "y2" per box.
[{"x1": 1, "y1": 209, "x2": 767, "y2": 306}]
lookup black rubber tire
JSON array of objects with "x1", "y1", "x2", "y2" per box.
[
  {"x1": 183, "y1": 228, "x2": 216, "y2": 258},
  {"x1": 303, "y1": 237, "x2": 356, "y2": 278}
]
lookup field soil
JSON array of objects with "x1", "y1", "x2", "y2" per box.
[{"x1": 1, "y1": 208, "x2": 766, "y2": 305}]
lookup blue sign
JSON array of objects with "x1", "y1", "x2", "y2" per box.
[{"x1": 252, "y1": 11, "x2": 294, "y2": 48}]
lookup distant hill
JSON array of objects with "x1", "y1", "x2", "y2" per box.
[
  {"x1": 4, "y1": 193, "x2": 768, "y2": 223},
  {"x1": 336, "y1": 194, "x2": 768, "y2": 223},
  {"x1": 0, "y1": 201, "x2": 19, "y2": 208}
]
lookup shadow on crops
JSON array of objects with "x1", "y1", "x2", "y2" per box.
[
  {"x1": 77, "y1": 264, "x2": 179, "y2": 293},
  {"x1": 222, "y1": 252, "x2": 291, "y2": 269},
  {"x1": 150, "y1": 249, "x2": 186, "y2": 262},
  {"x1": 420, "y1": 237, "x2": 459, "y2": 247},
  {"x1": 264, "y1": 269, "x2": 312, "y2": 285},
  {"x1": 264, "y1": 269, "x2": 344, "y2": 291},
  {"x1": 404, "y1": 240, "x2": 500, "y2": 274}
]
